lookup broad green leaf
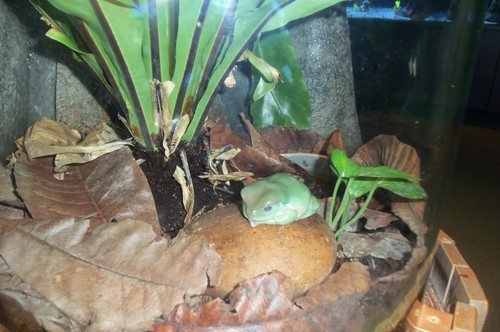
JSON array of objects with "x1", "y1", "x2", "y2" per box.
[
  {"x1": 346, "y1": 180, "x2": 377, "y2": 199},
  {"x1": 347, "y1": 178, "x2": 426, "y2": 200},
  {"x1": 105, "y1": 0, "x2": 135, "y2": 6},
  {"x1": 171, "y1": 0, "x2": 235, "y2": 122},
  {"x1": 167, "y1": 0, "x2": 207, "y2": 117},
  {"x1": 354, "y1": 165, "x2": 418, "y2": 181},
  {"x1": 377, "y1": 180, "x2": 427, "y2": 200},
  {"x1": 150, "y1": 0, "x2": 177, "y2": 81},
  {"x1": 330, "y1": 149, "x2": 360, "y2": 178},
  {"x1": 250, "y1": 29, "x2": 311, "y2": 129}
]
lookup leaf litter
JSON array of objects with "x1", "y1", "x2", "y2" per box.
[{"x1": 0, "y1": 120, "x2": 430, "y2": 330}]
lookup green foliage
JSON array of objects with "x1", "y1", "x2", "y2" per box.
[
  {"x1": 29, "y1": 0, "x2": 345, "y2": 151},
  {"x1": 250, "y1": 29, "x2": 311, "y2": 130},
  {"x1": 328, "y1": 149, "x2": 427, "y2": 239}
]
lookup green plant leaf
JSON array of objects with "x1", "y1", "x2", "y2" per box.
[
  {"x1": 244, "y1": 51, "x2": 279, "y2": 85},
  {"x1": 249, "y1": 29, "x2": 311, "y2": 129},
  {"x1": 330, "y1": 149, "x2": 360, "y2": 178},
  {"x1": 376, "y1": 180, "x2": 427, "y2": 200},
  {"x1": 354, "y1": 165, "x2": 418, "y2": 181},
  {"x1": 32, "y1": 0, "x2": 157, "y2": 149},
  {"x1": 347, "y1": 177, "x2": 426, "y2": 200},
  {"x1": 346, "y1": 180, "x2": 377, "y2": 199}
]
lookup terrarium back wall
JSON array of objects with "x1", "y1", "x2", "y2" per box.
[{"x1": 0, "y1": 1, "x2": 56, "y2": 160}]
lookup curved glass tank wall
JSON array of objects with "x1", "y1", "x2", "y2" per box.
[{"x1": 0, "y1": 0, "x2": 490, "y2": 330}]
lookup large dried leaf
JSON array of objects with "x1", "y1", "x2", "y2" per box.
[
  {"x1": 258, "y1": 126, "x2": 346, "y2": 155},
  {"x1": 351, "y1": 135, "x2": 421, "y2": 178},
  {"x1": 154, "y1": 262, "x2": 371, "y2": 331},
  {"x1": 0, "y1": 257, "x2": 79, "y2": 331},
  {"x1": 258, "y1": 126, "x2": 325, "y2": 154},
  {"x1": 240, "y1": 113, "x2": 282, "y2": 161},
  {"x1": 14, "y1": 147, "x2": 161, "y2": 233},
  {"x1": 207, "y1": 123, "x2": 293, "y2": 177},
  {"x1": 0, "y1": 217, "x2": 222, "y2": 331}
]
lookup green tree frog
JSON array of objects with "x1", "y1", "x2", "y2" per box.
[{"x1": 241, "y1": 173, "x2": 321, "y2": 227}]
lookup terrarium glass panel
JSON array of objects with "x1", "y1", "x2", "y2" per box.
[{"x1": 0, "y1": 0, "x2": 489, "y2": 330}]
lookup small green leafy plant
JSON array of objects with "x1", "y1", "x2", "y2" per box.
[{"x1": 328, "y1": 149, "x2": 427, "y2": 239}]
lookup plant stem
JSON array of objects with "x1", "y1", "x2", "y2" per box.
[
  {"x1": 328, "y1": 176, "x2": 342, "y2": 227},
  {"x1": 334, "y1": 187, "x2": 376, "y2": 239},
  {"x1": 330, "y1": 178, "x2": 353, "y2": 231}
]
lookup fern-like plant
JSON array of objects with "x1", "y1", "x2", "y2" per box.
[{"x1": 29, "y1": 0, "x2": 344, "y2": 153}]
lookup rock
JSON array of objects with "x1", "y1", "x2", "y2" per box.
[
  {"x1": 341, "y1": 232, "x2": 412, "y2": 261},
  {"x1": 289, "y1": 8, "x2": 362, "y2": 155},
  {"x1": 185, "y1": 203, "x2": 336, "y2": 298}
]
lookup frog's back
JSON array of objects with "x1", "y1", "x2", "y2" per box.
[{"x1": 268, "y1": 173, "x2": 320, "y2": 218}]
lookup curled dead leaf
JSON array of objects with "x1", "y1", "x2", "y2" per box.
[
  {"x1": 154, "y1": 262, "x2": 371, "y2": 331},
  {"x1": 21, "y1": 119, "x2": 131, "y2": 173},
  {"x1": 207, "y1": 123, "x2": 293, "y2": 177},
  {"x1": 14, "y1": 147, "x2": 161, "y2": 233}
]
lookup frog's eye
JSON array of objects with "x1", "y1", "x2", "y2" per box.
[{"x1": 263, "y1": 204, "x2": 273, "y2": 212}]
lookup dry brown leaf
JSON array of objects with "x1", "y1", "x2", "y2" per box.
[
  {"x1": 23, "y1": 118, "x2": 81, "y2": 154},
  {"x1": 256, "y1": 127, "x2": 345, "y2": 156},
  {"x1": 14, "y1": 147, "x2": 161, "y2": 233},
  {"x1": 21, "y1": 119, "x2": 131, "y2": 172},
  {"x1": 154, "y1": 271, "x2": 303, "y2": 331},
  {"x1": 207, "y1": 124, "x2": 293, "y2": 177},
  {"x1": 257, "y1": 126, "x2": 326, "y2": 154},
  {"x1": 325, "y1": 128, "x2": 346, "y2": 155},
  {"x1": 154, "y1": 262, "x2": 371, "y2": 331},
  {"x1": 239, "y1": 113, "x2": 284, "y2": 162},
  {"x1": 0, "y1": 257, "x2": 79, "y2": 331},
  {"x1": 0, "y1": 167, "x2": 25, "y2": 219},
  {"x1": 0, "y1": 217, "x2": 222, "y2": 331},
  {"x1": 341, "y1": 232, "x2": 412, "y2": 260},
  {"x1": 294, "y1": 262, "x2": 370, "y2": 330},
  {"x1": 0, "y1": 167, "x2": 20, "y2": 205},
  {"x1": 351, "y1": 135, "x2": 420, "y2": 177}
]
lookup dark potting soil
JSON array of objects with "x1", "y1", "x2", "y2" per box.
[{"x1": 133, "y1": 138, "x2": 242, "y2": 238}]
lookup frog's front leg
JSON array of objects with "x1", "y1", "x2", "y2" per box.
[{"x1": 274, "y1": 209, "x2": 298, "y2": 225}]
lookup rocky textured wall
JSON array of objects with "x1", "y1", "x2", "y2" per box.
[
  {"x1": 289, "y1": 7, "x2": 362, "y2": 155},
  {"x1": 0, "y1": 0, "x2": 57, "y2": 161}
]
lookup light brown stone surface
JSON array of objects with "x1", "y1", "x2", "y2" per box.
[{"x1": 186, "y1": 203, "x2": 337, "y2": 298}]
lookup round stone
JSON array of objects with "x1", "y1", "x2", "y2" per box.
[{"x1": 185, "y1": 203, "x2": 337, "y2": 298}]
